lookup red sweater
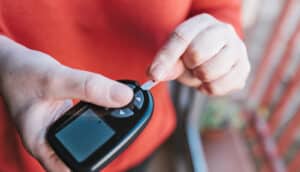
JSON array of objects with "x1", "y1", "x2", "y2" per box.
[{"x1": 0, "y1": 0, "x2": 241, "y2": 171}]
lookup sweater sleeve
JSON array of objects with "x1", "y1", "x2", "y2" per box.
[{"x1": 190, "y1": 0, "x2": 243, "y2": 38}]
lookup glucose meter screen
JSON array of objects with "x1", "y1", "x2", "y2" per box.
[{"x1": 56, "y1": 109, "x2": 116, "y2": 162}]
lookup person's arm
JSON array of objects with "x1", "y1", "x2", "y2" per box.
[
  {"x1": 190, "y1": 0, "x2": 242, "y2": 37},
  {"x1": 0, "y1": 35, "x2": 133, "y2": 172}
]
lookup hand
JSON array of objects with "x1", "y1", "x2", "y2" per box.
[
  {"x1": 0, "y1": 36, "x2": 133, "y2": 172},
  {"x1": 149, "y1": 14, "x2": 250, "y2": 96}
]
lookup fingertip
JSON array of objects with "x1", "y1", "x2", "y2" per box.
[
  {"x1": 109, "y1": 83, "x2": 134, "y2": 107},
  {"x1": 149, "y1": 64, "x2": 166, "y2": 81}
]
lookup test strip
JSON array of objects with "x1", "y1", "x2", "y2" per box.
[{"x1": 141, "y1": 80, "x2": 159, "y2": 90}]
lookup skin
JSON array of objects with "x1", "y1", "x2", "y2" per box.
[
  {"x1": 0, "y1": 14, "x2": 250, "y2": 171},
  {"x1": 150, "y1": 14, "x2": 250, "y2": 95}
]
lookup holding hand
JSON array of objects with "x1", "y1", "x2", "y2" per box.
[
  {"x1": 149, "y1": 14, "x2": 250, "y2": 96},
  {"x1": 0, "y1": 36, "x2": 133, "y2": 172}
]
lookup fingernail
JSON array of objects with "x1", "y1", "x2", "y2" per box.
[
  {"x1": 151, "y1": 65, "x2": 166, "y2": 81},
  {"x1": 110, "y1": 83, "x2": 133, "y2": 106}
]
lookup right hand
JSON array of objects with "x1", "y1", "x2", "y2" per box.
[{"x1": 0, "y1": 36, "x2": 133, "y2": 172}]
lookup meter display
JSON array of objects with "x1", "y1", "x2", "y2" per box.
[{"x1": 55, "y1": 109, "x2": 116, "y2": 162}]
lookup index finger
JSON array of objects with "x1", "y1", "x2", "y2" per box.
[{"x1": 149, "y1": 14, "x2": 217, "y2": 81}]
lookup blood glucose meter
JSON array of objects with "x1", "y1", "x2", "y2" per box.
[{"x1": 46, "y1": 80, "x2": 154, "y2": 172}]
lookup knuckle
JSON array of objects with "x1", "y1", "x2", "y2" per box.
[
  {"x1": 194, "y1": 67, "x2": 204, "y2": 78},
  {"x1": 239, "y1": 41, "x2": 248, "y2": 56},
  {"x1": 38, "y1": 66, "x2": 66, "y2": 99},
  {"x1": 39, "y1": 73, "x2": 52, "y2": 89},
  {"x1": 184, "y1": 47, "x2": 201, "y2": 68},
  {"x1": 240, "y1": 57, "x2": 251, "y2": 79},
  {"x1": 205, "y1": 73, "x2": 217, "y2": 82},
  {"x1": 201, "y1": 24, "x2": 228, "y2": 43},
  {"x1": 38, "y1": 70, "x2": 56, "y2": 99},
  {"x1": 82, "y1": 75, "x2": 98, "y2": 100},
  {"x1": 218, "y1": 23, "x2": 238, "y2": 41},
  {"x1": 172, "y1": 30, "x2": 188, "y2": 45},
  {"x1": 220, "y1": 25, "x2": 235, "y2": 42},
  {"x1": 245, "y1": 61, "x2": 251, "y2": 77},
  {"x1": 194, "y1": 66, "x2": 212, "y2": 81},
  {"x1": 235, "y1": 43, "x2": 248, "y2": 63},
  {"x1": 224, "y1": 23, "x2": 236, "y2": 33},
  {"x1": 198, "y1": 13, "x2": 216, "y2": 22}
]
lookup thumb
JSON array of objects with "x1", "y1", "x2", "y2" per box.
[{"x1": 47, "y1": 66, "x2": 133, "y2": 108}]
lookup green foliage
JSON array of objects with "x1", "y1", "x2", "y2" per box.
[{"x1": 199, "y1": 98, "x2": 244, "y2": 131}]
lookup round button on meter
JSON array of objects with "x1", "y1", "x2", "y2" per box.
[
  {"x1": 111, "y1": 108, "x2": 134, "y2": 118},
  {"x1": 133, "y1": 90, "x2": 144, "y2": 109}
]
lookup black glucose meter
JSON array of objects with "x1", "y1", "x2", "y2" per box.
[{"x1": 46, "y1": 80, "x2": 154, "y2": 172}]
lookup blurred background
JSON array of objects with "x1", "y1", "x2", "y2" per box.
[{"x1": 145, "y1": 0, "x2": 300, "y2": 171}]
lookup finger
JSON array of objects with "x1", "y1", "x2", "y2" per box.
[
  {"x1": 177, "y1": 70, "x2": 202, "y2": 87},
  {"x1": 199, "y1": 54, "x2": 250, "y2": 96},
  {"x1": 149, "y1": 14, "x2": 218, "y2": 81},
  {"x1": 35, "y1": 141, "x2": 70, "y2": 172},
  {"x1": 193, "y1": 42, "x2": 240, "y2": 82},
  {"x1": 159, "y1": 60, "x2": 185, "y2": 81},
  {"x1": 182, "y1": 23, "x2": 233, "y2": 70},
  {"x1": 45, "y1": 67, "x2": 134, "y2": 108},
  {"x1": 21, "y1": 101, "x2": 73, "y2": 172}
]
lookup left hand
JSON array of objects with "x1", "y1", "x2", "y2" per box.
[{"x1": 149, "y1": 14, "x2": 250, "y2": 96}]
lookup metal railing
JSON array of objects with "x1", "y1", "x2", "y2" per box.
[{"x1": 244, "y1": 0, "x2": 300, "y2": 171}]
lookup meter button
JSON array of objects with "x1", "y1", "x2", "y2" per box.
[
  {"x1": 126, "y1": 83, "x2": 136, "y2": 90},
  {"x1": 111, "y1": 108, "x2": 134, "y2": 118},
  {"x1": 134, "y1": 91, "x2": 144, "y2": 109}
]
